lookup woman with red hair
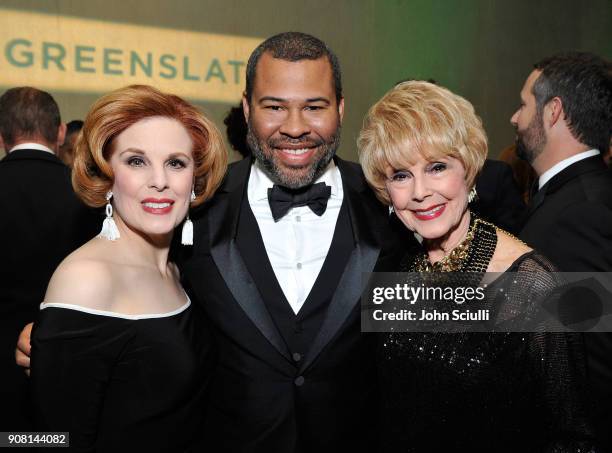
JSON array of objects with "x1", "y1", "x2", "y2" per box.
[{"x1": 30, "y1": 85, "x2": 227, "y2": 452}]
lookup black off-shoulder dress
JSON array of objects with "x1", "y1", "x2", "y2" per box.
[{"x1": 30, "y1": 299, "x2": 213, "y2": 453}]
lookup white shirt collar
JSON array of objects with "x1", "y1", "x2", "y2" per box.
[
  {"x1": 9, "y1": 142, "x2": 55, "y2": 154},
  {"x1": 249, "y1": 159, "x2": 342, "y2": 202},
  {"x1": 538, "y1": 149, "x2": 600, "y2": 189}
]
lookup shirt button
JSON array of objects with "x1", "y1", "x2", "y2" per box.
[
  {"x1": 295, "y1": 215, "x2": 301, "y2": 222},
  {"x1": 292, "y1": 352, "x2": 302, "y2": 362},
  {"x1": 294, "y1": 376, "x2": 305, "y2": 386},
  {"x1": 296, "y1": 262, "x2": 302, "y2": 269}
]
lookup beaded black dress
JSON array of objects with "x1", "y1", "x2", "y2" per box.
[{"x1": 377, "y1": 218, "x2": 595, "y2": 452}]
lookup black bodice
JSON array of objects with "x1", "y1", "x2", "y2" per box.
[{"x1": 31, "y1": 302, "x2": 213, "y2": 453}]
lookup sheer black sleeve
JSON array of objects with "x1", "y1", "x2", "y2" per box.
[{"x1": 511, "y1": 252, "x2": 596, "y2": 452}]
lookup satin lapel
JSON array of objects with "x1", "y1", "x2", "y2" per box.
[
  {"x1": 208, "y1": 159, "x2": 291, "y2": 362},
  {"x1": 298, "y1": 159, "x2": 382, "y2": 374}
]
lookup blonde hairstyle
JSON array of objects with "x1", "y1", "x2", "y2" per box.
[
  {"x1": 72, "y1": 85, "x2": 227, "y2": 207},
  {"x1": 358, "y1": 81, "x2": 488, "y2": 205}
]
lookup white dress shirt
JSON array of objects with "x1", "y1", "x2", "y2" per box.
[
  {"x1": 247, "y1": 160, "x2": 344, "y2": 314},
  {"x1": 538, "y1": 149, "x2": 600, "y2": 189},
  {"x1": 9, "y1": 142, "x2": 55, "y2": 154}
]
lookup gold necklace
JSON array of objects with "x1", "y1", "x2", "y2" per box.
[{"x1": 411, "y1": 216, "x2": 500, "y2": 273}]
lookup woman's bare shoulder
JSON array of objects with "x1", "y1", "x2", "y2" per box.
[
  {"x1": 43, "y1": 240, "x2": 115, "y2": 311},
  {"x1": 488, "y1": 229, "x2": 533, "y2": 273}
]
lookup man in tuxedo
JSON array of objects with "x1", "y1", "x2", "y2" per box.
[
  {"x1": 0, "y1": 87, "x2": 98, "y2": 430},
  {"x1": 512, "y1": 52, "x2": 612, "y2": 451},
  {"x1": 180, "y1": 32, "x2": 407, "y2": 452}
]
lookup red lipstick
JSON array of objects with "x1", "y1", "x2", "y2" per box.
[
  {"x1": 412, "y1": 204, "x2": 445, "y2": 221},
  {"x1": 141, "y1": 198, "x2": 174, "y2": 215}
]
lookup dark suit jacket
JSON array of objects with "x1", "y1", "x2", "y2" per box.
[
  {"x1": 180, "y1": 157, "x2": 409, "y2": 452},
  {"x1": 473, "y1": 159, "x2": 526, "y2": 235},
  {"x1": 0, "y1": 149, "x2": 99, "y2": 429},
  {"x1": 521, "y1": 156, "x2": 612, "y2": 270},
  {"x1": 520, "y1": 155, "x2": 612, "y2": 452}
]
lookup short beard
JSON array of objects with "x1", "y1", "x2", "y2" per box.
[
  {"x1": 246, "y1": 120, "x2": 341, "y2": 189},
  {"x1": 515, "y1": 111, "x2": 546, "y2": 164}
]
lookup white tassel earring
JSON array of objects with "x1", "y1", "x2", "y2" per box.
[
  {"x1": 388, "y1": 205, "x2": 395, "y2": 215},
  {"x1": 468, "y1": 187, "x2": 477, "y2": 203},
  {"x1": 181, "y1": 189, "x2": 196, "y2": 246},
  {"x1": 98, "y1": 191, "x2": 120, "y2": 241}
]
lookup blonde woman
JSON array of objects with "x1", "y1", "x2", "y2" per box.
[{"x1": 358, "y1": 81, "x2": 594, "y2": 452}]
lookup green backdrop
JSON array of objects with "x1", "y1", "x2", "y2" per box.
[{"x1": 1, "y1": 0, "x2": 610, "y2": 161}]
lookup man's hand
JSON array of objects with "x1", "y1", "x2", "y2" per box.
[{"x1": 15, "y1": 322, "x2": 33, "y2": 376}]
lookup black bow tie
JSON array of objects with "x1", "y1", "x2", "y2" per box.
[{"x1": 267, "y1": 182, "x2": 332, "y2": 222}]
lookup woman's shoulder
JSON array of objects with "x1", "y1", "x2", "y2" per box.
[
  {"x1": 43, "y1": 242, "x2": 115, "y2": 312},
  {"x1": 507, "y1": 249, "x2": 558, "y2": 273},
  {"x1": 500, "y1": 246, "x2": 563, "y2": 302},
  {"x1": 488, "y1": 229, "x2": 533, "y2": 273},
  {"x1": 491, "y1": 229, "x2": 558, "y2": 275}
]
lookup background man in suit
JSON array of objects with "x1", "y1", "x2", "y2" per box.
[
  {"x1": 180, "y1": 32, "x2": 407, "y2": 452},
  {"x1": 512, "y1": 52, "x2": 612, "y2": 452},
  {"x1": 0, "y1": 87, "x2": 98, "y2": 430}
]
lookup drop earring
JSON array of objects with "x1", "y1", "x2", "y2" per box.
[
  {"x1": 468, "y1": 187, "x2": 477, "y2": 203},
  {"x1": 181, "y1": 189, "x2": 196, "y2": 246},
  {"x1": 98, "y1": 191, "x2": 120, "y2": 241}
]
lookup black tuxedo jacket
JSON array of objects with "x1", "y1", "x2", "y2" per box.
[
  {"x1": 473, "y1": 159, "x2": 526, "y2": 234},
  {"x1": 0, "y1": 149, "x2": 99, "y2": 429},
  {"x1": 520, "y1": 155, "x2": 612, "y2": 451},
  {"x1": 180, "y1": 157, "x2": 409, "y2": 452}
]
